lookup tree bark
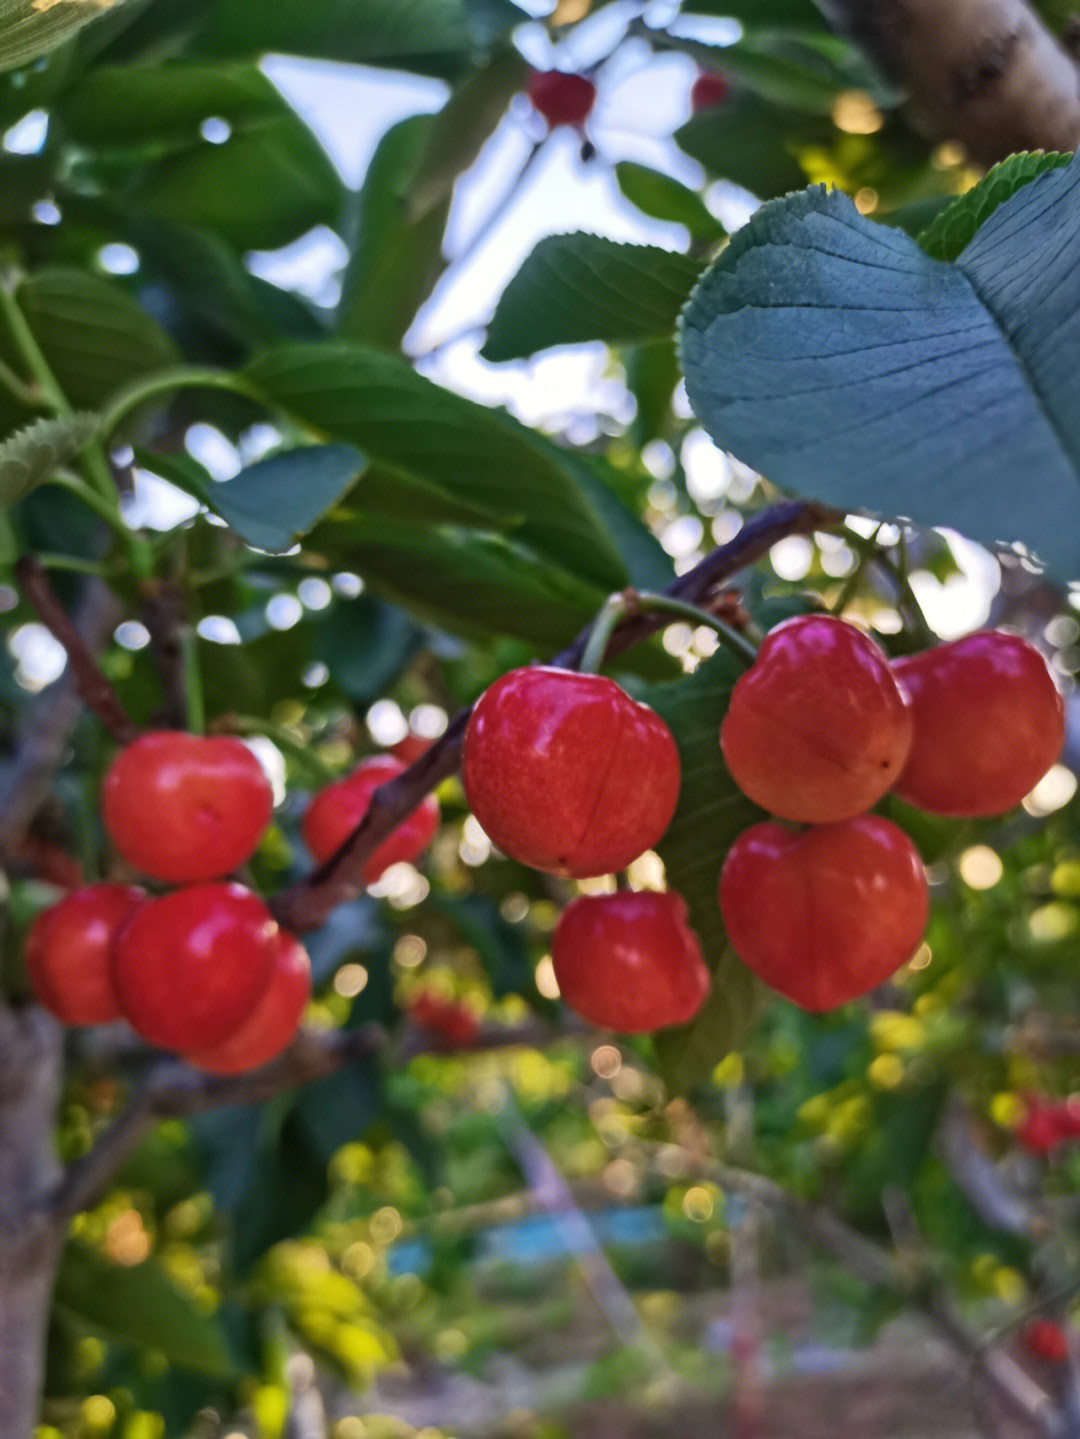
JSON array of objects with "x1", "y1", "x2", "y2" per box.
[
  {"x1": 819, "y1": 0, "x2": 1080, "y2": 164},
  {"x1": 0, "y1": 1003, "x2": 65, "y2": 1439}
]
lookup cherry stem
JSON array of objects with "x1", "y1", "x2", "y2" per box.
[
  {"x1": 13, "y1": 556, "x2": 137, "y2": 745},
  {"x1": 580, "y1": 589, "x2": 758, "y2": 673},
  {"x1": 179, "y1": 626, "x2": 205, "y2": 735}
]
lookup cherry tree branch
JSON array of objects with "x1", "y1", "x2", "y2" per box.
[
  {"x1": 270, "y1": 498, "x2": 837, "y2": 934},
  {"x1": 817, "y1": 0, "x2": 1080, "y2": 164},
  {"x1": 13, "y1": 557, "x2": 136, "y2": 746}
]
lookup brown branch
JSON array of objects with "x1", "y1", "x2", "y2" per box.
[
  {"x1": 270, "y1": 498, "x2": 837, "y2": 934},
  {"x1": 817, "y1": 0, "x2": 1080, "y2": 165},
  {"x1": 0, "y1": 577, "x2": 126, "y2": 859},
  {"x1": 40, "y1": 1014, "x2": 580, "y2": 1226},
  {"x1": 13, "y1": 557, "x2": 135, "y2": 746}
]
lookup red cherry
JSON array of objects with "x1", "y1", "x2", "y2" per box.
[
  {"x1": 551, "y1": 890, "x2": 709, "y2": 1033},
  {"x1": 102, "y1": 731, "x2": 273, "y2": 883},
  {"x1": 24, "y1": 883, "x2": 146, "y2": 1025},
  {"x1": 408, "y1": 992, "x2": 481, "y2": 1047},
  {"x1": 185, "y1": 930, "x2": 311, "y2": 1074},
  {"x1": 462, "y1": 667, "x2": 681, "y2": 878},
  {"x1": 301, "y1": 756, "x2": 440, "y2": 882},
  {"x1": 691, "y1": 70, "x2": 729, "y2": 111},
  {"x1": 720, "y1": 615, "x2": 913, "y2": 824},
  {"x1": 719, "y1": 816, "x2": 928, "y2": 1011},
  {"x1": 1016, "y1": 1105, "x2": 1066, "y2": 1155},
  {"x1": 1022, "y1": 1319, "x2": 1069, "y2": 1363},
  {"x1": 891, "y1": 632, "x2": 1064, "y2": 816},
  {"x1": 526, "y1": 70, "x2": 596, "y2": 129},
  {"x1": 111, "y1": 883, "x2": 278, "y2": 1051}
]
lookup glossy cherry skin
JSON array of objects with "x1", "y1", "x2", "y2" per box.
[
  {"x1": 720, "y1": 615, "x2": 913, "y2": 824},
  {"x1": 891, "y1": 632, "x2": 1065, "y2": 816},
  {"x1": 102, "y1": 731, "x2": 273, "y2": 883},
  {"x1": 185, "y1": 930, "x2": 311, "y2": 1075},
  {"x1": 301, "y1": 756, "x2": 440, "y2": 882},
  {"x1": 526, "y1": 70, "x2": 596, "y2": 128},
  {"x1": 551, "y1": 890, "x2": 710, "y2": 1033},
  {"x1": 111, "y1": 883, "x2": 279, "y2": 1052},
  {"x1": 24, "y1": 883, "x2": 146, "y2": 1025},
  {"x1": 719, "y1": 816, "x2": 928, "y2": 1012},
  {"x1": 691, "y1": 69, "x2": 729, "y2": 111},
  {"x1": 462, "y1": 667, "x2": 681, "y2": 878}
]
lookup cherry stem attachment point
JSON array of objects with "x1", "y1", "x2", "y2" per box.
[{"x1": 580, "y1": 589, "x2": 759, "y2": 674}]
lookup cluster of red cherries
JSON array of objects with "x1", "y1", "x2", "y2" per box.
[
  {"x1": 462, "y1": 615, "x2": 1065, "y2": 1030},
  {"x1": 24, "y1": 742, "x2": 444, "y2": 1072},
  {"x1": 525, "y1": 63, "x2": 727, "y2": 137}
]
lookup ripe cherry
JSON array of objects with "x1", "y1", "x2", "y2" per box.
[
  {"x1": 720, "y1": 615, "x2": 913, "y2": 824},
  {"x1": 719, "y1": 816, "x2": 928, "y2": 1011},
  {"x1": 526, "y1": 70, "x2": 596, "y2": 129},
  {"x1": 408, "y1": 992, "x2": 481, "y2": 1047},
  {"x1": 552, "y1": 889, "x2": 709, "y2": 1032},
  {"x1": 112, "y1": 882, "x2": 279, "y2": 1052},
  {"x1": 462, "y1": 667, "x2": 681, "y2": 878},
  {"x1": 691, "y1": 69, "x2": 729, "y2": 111},
  {"x1": 301, "y1": 756, "x2": 440, "y2": 882},
  {"x1": 1022, "y1": 1319, "x2": 1069, "y2": 1364},
  {"x1": 185, "y1": 930, "x2": 311, "y2": 1075},
  {"x1": 24, "y1": 883, "x2": 146, "y2": 1025},
  {"x1": 891, "y1": 632, "x2": 1065, "y2": 816},
  {"x1": 102, "y1": 731, "x2": 273, "y2": 883}
]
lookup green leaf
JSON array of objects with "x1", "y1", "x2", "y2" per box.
[
  {"x1": 680, "y1": 155, "x2": 1080, "y2": 581},
  {"x1": 614, "y1": 163, "x2": 725, "y2": 245},
  {"x1": 625, "y1": 338, "x2": 680, "y2": 447},
  {"x1": 428, "y1": 893, "x2": 538, "y2": 999},
  {"x1": 19, "y1": 267, "x2": 181, "y2": 409},
  {"x1": 645, "y1": 649, "x2": 773, "y2": 1090},
  {"x1": 0, "y1": 0, "x2": 134, "y2": 72},
  {"x1": 54, "y1": 1240, "x2": 238, "y2": 1379},
  {"x1": 917, "y1": 151, "x2": 1072, "y2": 262},
  {"x1": 678, "y1": 0, "x2": 827, "y2": 27},
  {"x1": 404, "y1": 46, "x2": 527, "y2": 219},
  {"x1": 481, "y1": 234, "x2": 704, "y2": 362},
  {"x1": 0, "y1": 412, "x2": 98, "y2": 510},
  {"x1": 675, "y1": 91, "x2": 833, "y2": 199},
  {"x1": 189, "y1": 0, "x2": 526, "y2": 77},
  {"x1": 335, "y1": 114, "x2": 450, "y2": 350},
  {"x1": 311, "y1": 593, "x2": 425, "y2": 704},
  {"x1": 293, "y1": 1057, "x2": 382, "y2": 1168},
  {"x1": 245, "y1": 341, "x2": 627, "y2": 590},
  {"x1": 689, "y1": 35, "x2": 846, "y2": 113},
  {"x1": 206, "y1": 444, "x2": 366, "y2": 553},
  {"x1": 318, "y1": 519, "x2": 606, "y2": 647}
]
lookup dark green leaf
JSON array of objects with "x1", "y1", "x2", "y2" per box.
[
  {"x1": 625, "y1": 338, "x2": 680, "y2": 448},
  {"x1": 680, "y1": 156, "x2": 1080, "y2": 580},
  {"x1": 404, "y1": 46, "x2": 527, "y2": 219},
  {"x1": 482, "y1": 234, "x2": 703, "y2": 362},
  {"x1": 678, "y1": 0, "x2": 827, "y2": 27},
  {"x1": 336, "y1": 114, "x2": 450, "y2": 350},
  {"x1": 19, "y1": 267, "x2": 180, "y2": 410},
  {"x1": 917, "y1": 151, "x2": 1072, "y2": 262},
  {"x1": 429, "y1": 893, "x2": 537, "y2": 999},
  {"x1": 311, "y1": 593, "x2": 426, "y2": 704},
  {"x1": 230, "y1": 1109, "x2": 331, "y2": 1273},
  {"x1": 54, "y1": 1240, "x2": 238, "y2": 1378},
  {"x1": 614, "y1": 162, "x2": 725, "y2": 244},
  {"x1": 293, "y1": 1056, "x2": 382, "y2": 1167},
  {"x1": 246, "y1": 341, "x2": 627, "y2": 589},
  {"x1": 646, "y1": 649, "x2": 774, "y2": 1089},
  {"x1": 207, "y1": 444, "x2": 365, "y2": 553},
  {"x1": 326, "y1": 519, "x2": 606, "y2": 647},
  {"x1": 675, "y1": 91, "x2": 832, "y2": 199},
  {"x1": 0, "y1": 0, "x2": 131, "y2": 71},
  {"x1": 0, "y1": 413, "x2": 98, "y2": 510},
  {"x1": 190, "y1": 0, "x2": 526, "y2": 76},
  {"x1": 688, "y1": 35, "x2": 846, "y2": 113},
  {"x1": 567, "y1": 455, "x2": 675, "y2": 591}
]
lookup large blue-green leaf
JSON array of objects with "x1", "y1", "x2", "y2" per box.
[
  {"x1": 680, "y1": 153, "x2": 1080, "y2": 580},
  {"x1": 245, "y1": 341, "x2": 627, "y2": 589}
]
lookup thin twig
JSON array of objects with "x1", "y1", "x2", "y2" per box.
[
  {"x1": 13, "y1": 557, "x2": 136, "y2": 745},
  {"x1": 270, "y1": 498, "x2": 837, "y2": 933}
]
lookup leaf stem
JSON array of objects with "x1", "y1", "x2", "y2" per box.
[{"x1": 99, "y1": 366, "x2": 268, "y2": 439}]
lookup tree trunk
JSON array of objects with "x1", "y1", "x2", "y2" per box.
[
  {"x1": 818, "y1": 0, "x2": 1080, "y2": 163},
  {"x1": 0, "y1": 1003, "x2": 65, "y2": 1439}
]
